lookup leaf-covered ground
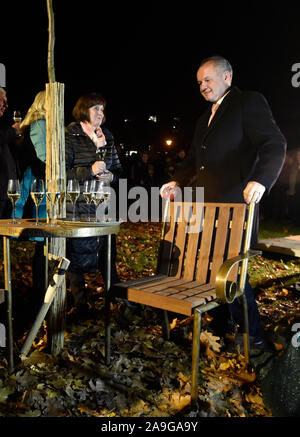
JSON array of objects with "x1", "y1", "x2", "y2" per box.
[{"x1": 0, "y1": 221, "x2": 300, "y2": 418}]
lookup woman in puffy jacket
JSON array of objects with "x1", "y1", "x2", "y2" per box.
[{"x1": 65, "y1": 92, "x2": 122, "y2": 315}]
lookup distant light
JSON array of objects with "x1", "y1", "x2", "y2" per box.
[
  {"x1": 148, "y1": 115, "x2": 157, "y2": 123},
  {"x1": 124, "y1": 118, "x2": 130, "y2": 123},
  {"x1": 165, "y1": 139, "x2": 173, "y2": 147}
]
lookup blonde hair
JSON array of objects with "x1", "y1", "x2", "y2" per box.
[{"x1": 20, "y1": 90, "x2": 46, "y2": 130}]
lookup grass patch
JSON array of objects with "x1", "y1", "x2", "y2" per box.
[{"x1": 259, "y1": 219, "x2": 300, "y2": 240}]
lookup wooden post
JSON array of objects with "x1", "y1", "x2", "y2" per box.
[
  {"x1": 46, "y1": 0, "x2": 55, "y2": 83},
  {"x1": 45, "y1": 0, "x2": 67, "y2": 355}
]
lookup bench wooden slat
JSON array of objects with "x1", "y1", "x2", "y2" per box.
[
  {"x1": 156, "y1": 282, "x2": 214, "y2": 297},
  {"x1": 135, "y1": 277, "x2": 192, "y2": 291},
  {"x1": 172, "y1": 205, "x2": 188, "y2": 278},
  {"x1": 227, "y1": 205, "x2": 246, "y2": 281},
  {"x1": 127, "y1": 287, "x2": 194, "y2": 315},
  {"x1": 158, "y1": 203, "x2": 179, "y2": 275},
  {"x1": 183, "y1": 203, "x2": 204, "y2": 280},
  {"x1": 209, "y1": 206, "x2": 231, "y2": 282},
  {"x1": 195, "y1": 205, "x2": 216, "y2": 283},
  {"x1": 115, "y1": 273, "x2": 168, "y2": 289}
]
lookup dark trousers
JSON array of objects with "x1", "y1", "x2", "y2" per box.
[
  {"x1": 229, "y1": 276, "x2": 265, "y2": 340},
  {"x1": 209, "y1": 275, "x2": 264, "y2": 341},
  {"x1": 68, "y1": 235, "x2": 119, "y2": 306}
]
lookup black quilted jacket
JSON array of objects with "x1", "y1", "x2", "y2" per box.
[{"x1": 65, "y1": 122, "x2": 123, "y2": 273}]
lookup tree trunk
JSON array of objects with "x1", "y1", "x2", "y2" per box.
[{"x1": 45, "y1": 0, "x2": 67, "y2": 356}]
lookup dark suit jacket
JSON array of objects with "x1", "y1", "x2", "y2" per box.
[
  {"x1": 0, "y1": 127, "x2": 18, "y2": 218},
  {"x1": 175, "y1": 87, "x2": 287, "y2": 203}
]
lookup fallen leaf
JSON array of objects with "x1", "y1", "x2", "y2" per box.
[{"x1": 200, "y1": 330, "x2": 221, "y2": 352}]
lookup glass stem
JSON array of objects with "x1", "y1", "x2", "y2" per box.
[
  {"x1": 88, "y1": 203, "x2": 90, "y2": 222},
  {"x1": 72, "y1": 203, "x2": 76, "y2": 221},
  {"x1": 36, "y1": 205, "x2": 39, "y2": 225},
  {"x1": 12, "y1": 207, "x2": 16, "y2": 224},
  {"x1": 51, "y1": 203, "x2": 55, "y2": 225}
]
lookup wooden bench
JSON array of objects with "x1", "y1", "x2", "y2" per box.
[{"x1": 108, "y1": 201, "x2": 260, "y2": 404}]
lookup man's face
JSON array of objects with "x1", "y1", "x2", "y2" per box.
[
  {"x1": 0, "y1": 88, "x2": 7, "y2": 117},
  {"x1": 197, "y1": 61, "x2": 231, "y2": 103}
]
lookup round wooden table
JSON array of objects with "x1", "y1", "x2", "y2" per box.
[{"x1": 0, "y1": 218, "x2": 121, "y2": 372}]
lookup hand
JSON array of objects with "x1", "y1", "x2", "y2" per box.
[
  {"x1": 81, "y1": 122, "x2": 107, "y2": 148},
  {"x1": 160, "y1": 181, "x2": 178, "y2": 200},
  {"x1": 94, "y1": 127, "x2": 107, "y2": 148},
  {"x1": 12, "y1": 122, "x2": 21, "y2": 135},
  {"x1": 243, "y1": 181, "x2": 266, "y2": 204},
  {"x1": 97, "y1": 170, "x2": 113, "y2": 183},
  {"x1": 92, "y1": 160, "x2": 106, "y2": 176}
]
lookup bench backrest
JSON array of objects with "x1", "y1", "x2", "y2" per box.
[{"x1": 157, "y1": 202, "x2": 249, "y2": 285}]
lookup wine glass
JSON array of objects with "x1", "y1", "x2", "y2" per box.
[
  {"x1": 67, "y1": 179, "x2": 80, "y2": 221},
  {"x1": 100, "y1": 177, "x2": 111, "y2": 222},
  {"x1": 99, "y1": 177, "x2": 111, "y2": 207},
  {"x1": 82, "y1": 180, "x2": 93, "y2": 222},
  {"x1": 46, "y1": 179, "x2": 62, "y2": 226},
  {"x1": 13, "y1": 110, "x2": 22, "y2": 123},
  {"x1": 30, "y1": 179, "x2": 45, "y2": 226},
  {"x1": 93, "y1": 178, "x2": 111, "y2": 222},
  {"x1": 7, "y1": 179, "x2": 21, "y2": 224},
  {"x1": 95, "y1": 147, "x2": 107, "y2": 162},
  {"x1": 90, "y1": 179, "x2": 104, "y2": 222}
]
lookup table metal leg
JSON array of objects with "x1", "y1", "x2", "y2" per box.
[
  {"x1": 105, "y1": 234, "x2": 111, "y2": 365},
  {"x1": 3, "y1": 237, "x2": 14, "y2": 373}
]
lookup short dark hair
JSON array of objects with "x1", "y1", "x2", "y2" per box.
[
  {"x1": 72, "y1": 92, "x2": 106, "y2": 123},
  {"x1": 199, "y1": 55, "x2": 233, "y2": 77}
]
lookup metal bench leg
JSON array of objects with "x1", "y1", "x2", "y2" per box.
[
  {"x1": 191, "y1": 308, "x2": 201, "y2": 403},
  {"x1": 162, "y1": 310, "x2": 170, "y2": 340},
  {"x1": 241, "y1": 293, "x2": 250, "y2": 364},
  {"x1": 105, "y1": 235, "x2": 111, "y2": 366},
  {"x1": 3, "y1": 237, "x2": 14, "y2": 373},
  {"x1": 191, "y1": 301, "x2": 220, "y2": 404}
]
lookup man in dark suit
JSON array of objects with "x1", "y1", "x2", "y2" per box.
[
  {"x1": 161, "y1": 56, "x2": 286, "y2": 347},
  {"x1": 0, "y1": 87, "x2": 20, "y2": 218}
]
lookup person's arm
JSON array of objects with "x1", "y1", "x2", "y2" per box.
[
  {"x1": 65, "y1": 128, "x2": 105, "y2": 181},
  {"x1": 100, "y1": 127, "x2": 123, "y2": 186},
  {"x1": 0, "y1": 126, "x2": 19, "y2": 146},
  {"x1": 242, "y1": 92, "x2": 286, "y2": 203},
  {"x1": 30, "y1": 119, "x2": 47, "y2": 163}
]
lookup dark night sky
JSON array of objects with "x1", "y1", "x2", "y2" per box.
[{"x1": 2, "y1": 1, "x2": 300, "y2": 149}]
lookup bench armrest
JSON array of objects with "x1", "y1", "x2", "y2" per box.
[{"x1": 215, "y1": 249, "x2": 261, "y2": 303}]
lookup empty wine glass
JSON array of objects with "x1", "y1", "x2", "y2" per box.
[
  {"x1": 30, "y1": 179, "x2": 45, "y2": 226},
  {"x1": 67, "y1": 179, "x2": 80, "y2": 221},
  {"x1": 82, "y1": 180, "x2": 93, "y2": 222},
  {"x1": 7, "y1": 179, "x2": 21, "y2": 224}
]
